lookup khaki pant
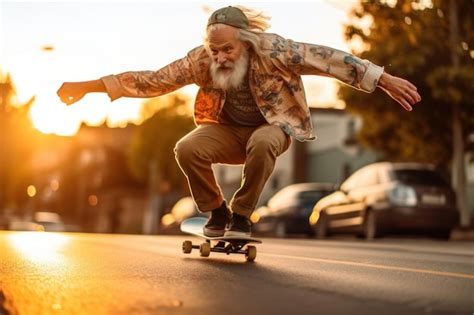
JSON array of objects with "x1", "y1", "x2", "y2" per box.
[{"x1": 174, "y1": 123, "x2": 291, "y2": 217}]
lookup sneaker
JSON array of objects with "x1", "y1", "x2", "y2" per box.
[
  {"x1": 224, "y1": 213, "x2": 252, "y2": 237},
  {"x1": 203, "y1": 202, "x2": 232, "y2": 237}
]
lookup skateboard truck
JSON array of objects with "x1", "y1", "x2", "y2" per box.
[
  {"x1": 182, "y1": 239, "x2": 257, "y2": 262},
  {"x1": 180, "y1": 217, "x2": 261, "y2": 262}
]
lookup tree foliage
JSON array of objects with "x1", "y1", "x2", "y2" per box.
[
  {"x1": 126, "y1": 94, "x2": 195, "y2": 192},
  {"x1": 0, "y1": 71, "x2": 38, "y2": 209},
  {"x1": 339, "y1": 0, "x2": 474, "y2": 171}
]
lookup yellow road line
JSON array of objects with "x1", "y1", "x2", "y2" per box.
[{"x1": 262, "y1": 253, "x2": 474, "y2": 280}]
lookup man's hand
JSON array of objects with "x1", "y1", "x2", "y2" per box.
[
  {"x1": 57, "y1": 82, "x2": 89, "y2": 105},
  {"x1": 377, "y1": 72, "x2": 421, "y2": 111},
  {"x1": 57, "y1": 80, "x2": 106, "y2": 105}
]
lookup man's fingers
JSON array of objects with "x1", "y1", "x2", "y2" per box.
[
  {"x1": 59, "y1": 95, "x2": 75, "y2": 105},
  {"x1": 399, "y1": 98, "x2": 413, "y2": 111},
  {"x1": 403, "y1": 87, "x2": 421, "y2": 104},
  {"x1": 406, "y1": 80, "x2": 417, "y2": 91},
  {"x1": 408, "y1": 89, "x2": 421, "y2": 103},
  {"x1": 404, "y1": 91, "x2": 417, "y2": 105},
  {"x1": 404, "y1": 80, "x2": 421, "y2": 102},
  {"x1": 57, "y1": 83, "x2": 77, "y2": 105},
  {"x1": 416, "y1": 91, "x2": 422, "y2": 102},
  {"x1": 66, "y1": 96, "x2": 77, "y2": 105},
  {"x1": 59, "y1": 96, "x2": 69, "y2": 104},
  {"x1": 60, "y1": 95, "x2": 70, "y2": 104},
  {"x1": 381, "y1": 74, "x2": 419, "y2": 111}
]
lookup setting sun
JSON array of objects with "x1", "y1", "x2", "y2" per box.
[{"x1": 29, "y1": 95, "x2": 81, "y2": 136}]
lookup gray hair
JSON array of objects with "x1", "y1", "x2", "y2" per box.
[
  {"x1": 233, "y1": 5, "x2": 271, "y2": 32},
  {"x1": 236, "y1": 29, "x2": 263, "y2": 55},
  {"x1": 204, "y1": 5, "x2": 270, "y2": 55}
]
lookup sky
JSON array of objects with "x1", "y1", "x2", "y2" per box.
[{"x1": 1, "y1": 0, "x2": 358, "y2": 136}]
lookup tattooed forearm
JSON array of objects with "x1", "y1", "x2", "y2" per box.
[
  {"x1": 309, "y1": 46, "x2": 335, "y2": 59},
  {"x1": 343, "y1": 55, "x2": 368, "y2": 84}
]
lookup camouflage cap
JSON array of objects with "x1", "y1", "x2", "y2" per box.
[{"x1": 207, "y1": 6, "x2": 249, "y2": 29}]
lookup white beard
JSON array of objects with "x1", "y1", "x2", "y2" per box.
[{"x1": 210, "y1": 49, "x2": 249, "y2": 91}]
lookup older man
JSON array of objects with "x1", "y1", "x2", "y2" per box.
[{"x1": 57, "y1": 6, "x2": 421, "y2": 237}]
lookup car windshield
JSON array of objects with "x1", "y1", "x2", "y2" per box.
[
  {"x1": 392, "y1": 169, "x2": 449, "y2": 187},
  {"x1": 299, "y1": 190, "x2": 331, "y2": 201}
]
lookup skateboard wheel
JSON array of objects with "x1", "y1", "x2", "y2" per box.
[
  {"x1": 182, "y1": 240, "x2": 193, "y2": 254},
  {"x1": 199, "y1": 242, "x2": 211, "y2": 257},
  {"x1": 246, "y1": 245, "x2": 257, "y2": 262}
]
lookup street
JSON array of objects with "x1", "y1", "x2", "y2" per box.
[{"x1": 0, "y1": 231, "x2": 473, "y2": 315}]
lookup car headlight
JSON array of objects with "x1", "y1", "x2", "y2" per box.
[
  {"x1": 388, "y1": 185, "x2": 417, "y2": 206},
  {"x1": 250, "y1": 212, "x2": 261, "y2": 224},
  {"x1": 309, "y1": 212, "x2": 320, "y2": 225}
]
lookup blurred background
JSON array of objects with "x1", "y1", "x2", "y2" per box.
[{"x1": 0, "y1": 0, "x2": 473, "y2": 239}]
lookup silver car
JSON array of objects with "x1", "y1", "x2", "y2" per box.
[{"x1": 310, "y1": 162, "x2": 459, "y2": 239}]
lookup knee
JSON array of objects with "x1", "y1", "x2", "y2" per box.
[
  {"x1": 174, "y1": 139, "x2": 198, "y2": 165},
  {"x1": 247, "y1": 127, "x2": 289, "y2": 157},
  {"x1": 247, "y1": 136, "x2": 279, "y2": 157}
]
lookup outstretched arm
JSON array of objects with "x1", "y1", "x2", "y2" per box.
[
  {"x1": 377, "y1": 72, "x2": 421, "y2": 111},
  {"x1": 57, "y1": 80, "x2": 106, "y2": 105},
  {"x1": 57, "y1": 47, "x2": 204, "y2": 106},
  {"x1": 275, "y1": 37, "x2": 421, "y2": 111}
]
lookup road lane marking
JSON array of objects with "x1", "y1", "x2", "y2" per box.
[{"x1": 261, "y1": 253, "x2": 474, "y2": 280}]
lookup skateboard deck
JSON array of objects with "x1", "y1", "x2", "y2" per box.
[{"x1": 180, "y1": 217, "x2": 262, "y2": 261}]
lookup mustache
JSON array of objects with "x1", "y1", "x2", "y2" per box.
[
  {"x1": 210, "y1": 49, "x2": 249, "y2": 91},
  {"x1": 216, "y1": 61, "x2": 234, "y2": 69}
]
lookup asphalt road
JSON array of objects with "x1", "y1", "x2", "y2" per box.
[{"x1": 0, "y1": 231, "x2": 473, "y2": 315}]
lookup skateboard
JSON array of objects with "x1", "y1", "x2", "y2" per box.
[{"x1": 180, "y1": 217, "x2": 262, "y2": 262}]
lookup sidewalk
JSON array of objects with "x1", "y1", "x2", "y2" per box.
[{"x1": 450, "y1": 226, "x2": 474, "y2": 241}]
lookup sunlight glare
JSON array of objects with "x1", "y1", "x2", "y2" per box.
[
  {"x1": 105, "y1": 98, "x2": 143, "y2": 127},
  {"x1": 8, "y1": 232, "x2": 70, "y2": 265},
  {"x1": 30, "y1": 94, "x2": 81, "y2": 136},
  {"x1": 77, "y1": 94, "x2": 109, "y2": 126}
]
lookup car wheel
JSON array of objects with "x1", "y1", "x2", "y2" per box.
[
  {"x1": 275, "y1": 221, "x2": 287, "y2": 238},
  {"x1": 315, "y1": 212, "x2": 329, "y2": 239},
  {"x1": 364, "y1": 211, "x2": 380, "y2": 240}
]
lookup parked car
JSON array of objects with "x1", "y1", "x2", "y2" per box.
[
  {"x1": 33, "y1": 212, "x2": 66, "y2": 232},
  {"x1": 8, "y1": 211, "x2": 65, "y2": 232},
  {"x1": 252, "y1": 183, "x2": 335, "y2": 237},
  {"x1": 309, "y1": 162, "x2": 459, "y2": 239},
  {"x1": 8, "y1": 220, "x2": 45, "y2": 232},
  {"x1": 161, "y1": 197, "x2": 208, "y2": 233}
]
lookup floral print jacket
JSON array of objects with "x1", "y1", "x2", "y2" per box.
[{"x1": 101, "y1": 33, "x2": 384, "y2": 141}]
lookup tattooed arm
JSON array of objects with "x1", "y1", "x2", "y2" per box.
[
  {"x1": 296, "y1": 43, "x2": 421, "y2": 110},
  {"x1": 265, "y1": 35, "x2": 420, "y2": 110},
  {"x1": 99, "y1": 56, "x2": 197, "y2": 102},
  {"x1": 58, "y1": 48, "x2": 203, "y2": 105},
  {"x1": 282, "y1": 40, "x2": 383, "y2": 93}
]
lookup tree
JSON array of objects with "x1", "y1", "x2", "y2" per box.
[
  {"x1": 0, "y1": 71, "x2": 37, "y2": 211},
  {"x1": 126, "y1": 93, "x2": 195, "y2": 193},
  {"x1": 339, "y1": 0, "x2": 473, "y2": 225}
]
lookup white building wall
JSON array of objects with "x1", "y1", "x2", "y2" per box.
[{"x1": 309, "y1": 109, "x2": 361, "y2": 153}]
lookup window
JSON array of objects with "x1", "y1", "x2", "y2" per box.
[{"x1": 391, "y1": 169, "x2": 449, "y2": 187}]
